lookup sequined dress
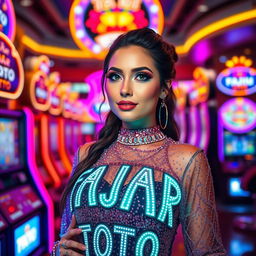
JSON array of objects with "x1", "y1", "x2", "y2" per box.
[{"x1": 60, "y1": 137, "x2": 226, "y2": 256}]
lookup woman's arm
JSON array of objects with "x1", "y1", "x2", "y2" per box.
[
  {"x1": 59, "y1": 147, "x2": 80, "y2": 236},
  {"x1": 59, "y1": 141, "x2": 95, "y2": 236},
  {"x1": 180, "y1": 150, "x2": 227, "y2": 255}
]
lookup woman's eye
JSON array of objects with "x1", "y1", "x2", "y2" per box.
[
  {"x1": 136, "y1": 73, "x2": 152, "y2": 81},
  {"x1": 106, "y1": 73, "x2": 121, "y2": 82}
]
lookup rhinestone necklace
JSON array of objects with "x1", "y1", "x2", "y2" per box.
[{"x1": 117, "y1": 126, "x2": 166, "y2": 145}]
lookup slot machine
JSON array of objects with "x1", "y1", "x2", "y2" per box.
[
  {"x1": 216, "y1": 56, "x2": 256, "y2": 202},
  {"x1": 0, "y1": 109, "x2": 53, "y2": 255}
]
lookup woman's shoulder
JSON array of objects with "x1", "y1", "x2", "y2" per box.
[
  {"x1": 167, "y1": 139, "x2": 202, "y2": 157},
  {"x1": 78, "y1": 141, "x2": 96, "y2": 162},
  {"x1": 166, "y1": 139, "x2": 204, "y2": 175}
]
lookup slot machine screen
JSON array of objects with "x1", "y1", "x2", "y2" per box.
[
  {"x1": 224, "y1": 131, "x2": 256, "y2": 159},
  {"x1": 14, "y1": 215, "x2": 40, "y2": 256},
  {"x1": 0, "y1": 118, "x2": 20, "y2": 171}
]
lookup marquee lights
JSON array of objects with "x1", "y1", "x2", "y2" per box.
[
  {"x1": 21, "y1": 9, "x2": 256, "y2": 59},
  {"x1": 216, "y1": 56, "x2": 256, "y2": 96},
  {"x1": 69, "y1": 0, "x2": 164, "y2": 56}
]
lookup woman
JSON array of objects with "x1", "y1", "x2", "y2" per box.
[{"x1": 52, "y1": 28, "x2": 227, "y2": 255}]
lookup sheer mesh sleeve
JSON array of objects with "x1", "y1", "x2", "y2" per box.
[
  {"x1": 180, "y1": 150, "x2": 227, "y2": 255},
  {"x1": 59, "y1": 147, "x2": 80, "y2": 237}
]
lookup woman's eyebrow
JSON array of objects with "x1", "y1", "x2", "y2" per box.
[{"x1": 108, "y1": 66, "x2": 153, "y2": 73}]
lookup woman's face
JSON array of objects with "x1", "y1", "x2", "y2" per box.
[{"x1": 105, "y1": 45, "x2": 163, "y2": 129}]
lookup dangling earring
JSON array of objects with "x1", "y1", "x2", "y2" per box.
[{"x1": 158, "y1": 98, "x2": 168, "y2": 129}]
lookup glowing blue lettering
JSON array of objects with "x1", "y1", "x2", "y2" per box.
[
  {"x1": 99, "y1": 165, "x2": 131, "y2": 208},
  {"x1": 157, "y1": 173, "x2": 181, "y2": 228},
  {"x1": 114, "y1": 225, "x2": 136, "y2": 256},
  {"x1": 120, "y1": 167, "x2": 156, "y2": 217}
]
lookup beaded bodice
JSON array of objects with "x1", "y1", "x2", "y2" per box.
[{"x1": 60, "y1": 137, "x2": 227, "y2": 256}]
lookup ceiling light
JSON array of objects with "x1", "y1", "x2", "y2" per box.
[
  {"x1": 198, "y1": 4, "x2": 208, "y2": 13},
  {"x1": 20, "y1": 0, "x2": 33, "y2": 7}
]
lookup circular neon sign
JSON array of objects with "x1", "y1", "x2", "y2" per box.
[
  {"x1": 69, "y1": 0, "x2": 164, "y2": 58},
  {"x1": 219, "y1": 97, "x2": 256, "y2": 133},
  {"x1": 29, "y1": 71, "x2": 51, "y2": 111},
  {"x1": 216, "y1": 66, "x2": 256, "y2": 96}
]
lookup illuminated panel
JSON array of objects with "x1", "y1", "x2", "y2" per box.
[
  {"x1": 0, "y1": 32, "x2": 24, "y2": 99},
  {"x1": 84, "y1": 70, "x2": 110, "y2": 122},
  {"x1": 14, "y1": 215, "x2": 40, "y2": 256},
  {"x1": 218, "y1": 98, "x2": 256, "y2": 161},
  {"x1": 0, "y1": 118, "x2": 20, "y2": 170},
  {"x1": 69, "y1": 0, "x2": 164, "y2": 56},
  {"x1": 219, "y1": 98, "x2": 256, "y2": 133},
  {"x1": 216, "y1": 56, "x2": 256, "y2": 96},
  {"x1": 224, "y1": 131, "x2": 255, "y2": 157},
  {"x1": 229, "y1": 177, "x2": 250, "y2": 197},
  {"x1": 0, "y1": 0, "x2": 16, "y2": 41},
  {"x1": 28, "y1": 71, "x2": 51, "y2": 111}
]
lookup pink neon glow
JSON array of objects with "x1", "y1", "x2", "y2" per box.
[
  {"x1": 23, "y1": 107, "x2": 54, "y2": 252},
  {"x1": 174, "y1": 110, "x2": 186, "y2": 143},
  {"x1": 199, "y1": 102, "x2": 210, "y2": 151},
  {"x1": 84, "y1": 70, "x2": 110, "y2": 122},
  {"x1": 188, "y1": 105, "x2": 200, "y2": 147}
]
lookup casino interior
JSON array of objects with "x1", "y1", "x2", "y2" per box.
[{"x1": 0, "y1": 0, "x2": 255, "y2": 255}]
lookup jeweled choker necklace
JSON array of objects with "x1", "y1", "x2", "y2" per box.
[{"x1": 117, "y1": 126, "x2": 166, "y2": 145}]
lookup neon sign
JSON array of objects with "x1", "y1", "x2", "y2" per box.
[
  {"x1": 48, "y1": 72, "x2": 63, "y2": 116},
  {"x1": 219, "y1": 97, "x2": 256, "y2": 133},
  {"x1": 69, "y1": 0, "x2": 164, "y2": 58},
  {"x1": 28, "y1": 70, "x2": 51, "y2": 111},
  {"x1": 0, "y1": 32, "x2": 24, "y2": 99},
  {"x1": 0, "y1": 0, "x2": 16, "y2": 41},
  {"x1": 216, "y1": 56, "x2": 256, "y2": 96}
]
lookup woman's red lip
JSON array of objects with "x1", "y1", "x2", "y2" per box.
[{"x1": 117, "y1": 101, "x2": 137, "y2": 105}]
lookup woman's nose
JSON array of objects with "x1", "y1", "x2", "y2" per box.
[{"x1": 120, "y1": 79, "x2": 133, "y2": 96}]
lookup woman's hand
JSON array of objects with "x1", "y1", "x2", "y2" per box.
[{"x1": 59, "y1": 215, "x2": 86, "y2": 256}]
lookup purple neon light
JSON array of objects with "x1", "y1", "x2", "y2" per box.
[
  {"x1": 216, "y1": 67, "x2": 256, "y2": 96},
  {"x1": 188, "y1": 105, "x2": 200, "y2": 146},
  {"x1": 199, "y1": 102, "x2": 210, "y2": 151},
  {"x1": 219, "y1": 97, "x2": 256, "y2": 133},
  {"x1": 0, "y1": 0, "x2": 16, "y2": 41},
  {"x1": 71, "y1": 0, "x2": 162, "y2": 53},
  {"x1": 23, "y1": 107, "x2": 54, "y2": 252}
]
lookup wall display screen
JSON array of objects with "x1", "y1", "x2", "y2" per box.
[
  {"x1": 14, "y1": 215, "x2": 40, "y2": 256},
  {"x1": 0, "y1": 118, "x2": 20, "y2": 170},
  {"x1": 224, "y1": 131, "x2": 256, "y2": 157}
]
